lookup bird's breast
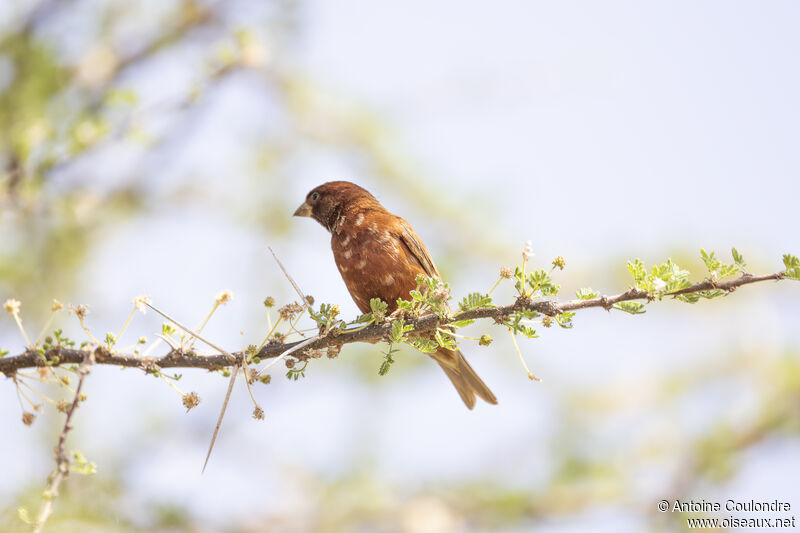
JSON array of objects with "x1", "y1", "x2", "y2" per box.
[{"x1": 331, "y1": 224, "x2": 424, "y2": 313}]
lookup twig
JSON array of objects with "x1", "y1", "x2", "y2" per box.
[{"x1": 32, "y1": 351, "x2": 93, "y2": 533}]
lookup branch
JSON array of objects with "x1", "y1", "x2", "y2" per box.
[
  {"x1": 0, "y1": 270, "x2": 788, "y2": 376},
  {"x1": 32, "y1": 351, "x2": 92, "y2": 533}
]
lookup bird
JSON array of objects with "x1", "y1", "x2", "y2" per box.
[{"x1": 294, "y1": 181, "x2": 497, "y2": 409}]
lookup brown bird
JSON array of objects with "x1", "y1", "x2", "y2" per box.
[{"x1": 294, "y1": 181, "x2": 497, "y2": 409}]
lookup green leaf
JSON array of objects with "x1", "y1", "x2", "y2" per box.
[
  {"x1": 627, "y1": 259, "x2": 647, "y2": 288},
  {"x1": 70, "y1": 450, "x2": 97, "y2": 475},
  {"x1": 405, "y1": 337, "x2": 438, "y2": 354},
  {"x1": 613, "y1": 301, "x2": 646, "y2": 314},
  {"x1": 556, "y1": 312, "x2": 575, "y2": 328},
  {"x1": 370, "y1": 298, "x2": 388, "y2": 315},
  {"x1": 378, "y1": 345, "x2": 399, "y2": 376},
  {"x1": 17, "y1": 507, "x2": 32, "y2": 525},
  {"x1": 309, "y1": 302, "x2": 340, "y2": 325},
  {"x1": 285, "y1": 361, "x2": 308, "y2": 381},
  {"x1": 395, "y1": 299, "x2": 414, "y2": 313},
  {"x1": 434, "y1": 329, "x2": 458, "y2": 350},
  {"x1": 389, "y1": 319, "x2": 414, "y2": 343},
  {"x1": 351, "y1": 313, "x2": 373, "y2": 324},
  {"x1": 449, "y1": 319, "x2": 474, "y2": 329},
  {"x1": 700, "y1": 248, "x2": 740, "y2": 281},
  {"x1": 576, "y1": 288, "x2": 599, "y2": 301},
  {"x1": 459, "y1": 292, "x2": 493, "y2": 311},
  {"x1": 700, "y1": 248, "x2": 719, "y2": 271},
  {"x1": 0, "y1": 349, "x2": 8, "y2": 358},
  {"x1": 731, "y1": 248, "x2": 746, "y2": 269},
  {"x1": 783, "y1": 254, "x2": 800, "y2": 280}
]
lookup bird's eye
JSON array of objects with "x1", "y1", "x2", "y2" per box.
[{"x1": 311, "y1": 192, "x2": 320, "y2": 201}]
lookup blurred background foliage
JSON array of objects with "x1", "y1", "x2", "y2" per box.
[{"x1": 1, "y1": 1, "x2": 798, "y2": 532}]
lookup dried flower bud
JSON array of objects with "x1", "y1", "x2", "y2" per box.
[
  {"x1": 285, "y1": 358, "x2": 295, "y2": 369},
  {"x1": 51, "y1": 299, "x2": 64, "y2": 312},
  {"x1": 22, "y1": 412, "x2": 35, "y2": 426},
  {"x1": 56, "y1": 401, "x2": 70, "y2": 413},
  {"x1": 133, "y1": 294, "x2": 151, "y2": 313},
  {"x1": 308, "y1": 349, "x2": 324, "y2": 359},
  {"x1": 433, "y1": 282, "x2": 450, "y2": 301},
  {"x1": 215, "y1": 290, "x2": 233, "y2": 305},
  {"x1": 182, "y1": 391, "x2": 201, "y2": 412},
  {"x1": 278, "y1": 302, "x2": 303, "y2": 321},
  {"x1": 500, "y1": 266, "x2": 513, "y2": 279},
  {"x1": 522, "y1": 241, "x2": 534, "y2": 262},
  {"x1": 252, "y1": 406, "x2": 265, "y2": 420},
  {"x1": 4, "y1": 299, "x2": 20, "y2": 314},
  {"x1": 542, "y1": 316, "x2": 553, "y2": 328},
  {"x1": 479, "y1": 334, "x2": 493, "y2": 346},
  {"x1": 71, "y1": 305, "x2": 88, "y2": 320},
  {"x1": 305, "y1": 295, "x2": 315, "y2": 306},
  {"x1": 552, "y1": 256, "x2": 566, "y2": 270},
  {"x1": 259, "y1": 374, "x2": 272, "y2": 385},
  {"x1": 263, "y1": 296, "x2": 275, "y2": 308}
]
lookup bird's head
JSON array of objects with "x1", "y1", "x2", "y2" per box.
[{"x1": 294, "y1": 181, "x2": 379, "y2": 232}]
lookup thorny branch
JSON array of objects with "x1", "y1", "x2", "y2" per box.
[
  {"x1": 31, "y1": 352, "x2": 92, "y2": 533},
  {"x1": 0, "y1": 270, "x2": 787, "y2": 377}
]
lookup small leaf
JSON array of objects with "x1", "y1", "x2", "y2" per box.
[
  {"x1": 405, "y1": 337, "x2": 438, "y2": 354},
  {"x1": 390, "y1": 319, "x2": 414, "y2": 343},
  {"x1": 17, "y1": 507, "x2": 32, "y2": 525},
  {"x1": 434, "y1": 329, "x2": 458, "y2": 350},
  {"x1": 459, "y1": 292, "x2": 493, "y2": 311},
  {"x1": 378, "y1": 345, "x2": 399, "y2": 376},
  {"x1": 556, "y1": 312, "x2": 575, "y2": 328},
  {"x1": 627, "y1": 259, "x2": 647, "y2": 288},
  {"x1": 613, "y1": 301, "x2": 646, "y2": 314},
  {"x1": 731, "y1": 247, "x2": 746, "y2": 269},
  {"x1": 370, "y1": 298, "x2": 388, "y2": 315},
  {"x1": 576, "y1": 288, "x2": 599, "y2": 301},
  {"x1": 783, "y1": 254, "x2": 800, "y2": 280},
  {"x1": 70, "y1": 450, "x2": 97, "y2": 475}
]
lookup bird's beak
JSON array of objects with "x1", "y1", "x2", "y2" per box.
[{"x1": 293, "y1": 201, "x2": 312, "y2": 217}]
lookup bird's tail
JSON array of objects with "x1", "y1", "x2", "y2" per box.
[{"x1": 432, "y1": 348, "x2": 498, "y2": 409}]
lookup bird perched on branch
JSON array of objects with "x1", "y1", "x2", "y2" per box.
[{"x1": 294, "y1": 181, "x2": 497, "y2": 409}]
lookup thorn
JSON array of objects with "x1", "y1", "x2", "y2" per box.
[
  {"x1": 202, "y1": 366, "x2": 239, "y2": 474},
  {"x1": 268, "y1": 247, "x2": 312, "y2": 310}
]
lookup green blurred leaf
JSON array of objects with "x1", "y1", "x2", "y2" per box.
[
  {"x1": 576, "y1": 288, "x2": 599, "y2": 301},
  {"x1": 613, "y1": 301, "x2": 646, "y2": 314}
]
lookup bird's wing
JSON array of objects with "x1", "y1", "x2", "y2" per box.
[{"x1": 398, "y1": 219, "x2": 440, "y2": 279}]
